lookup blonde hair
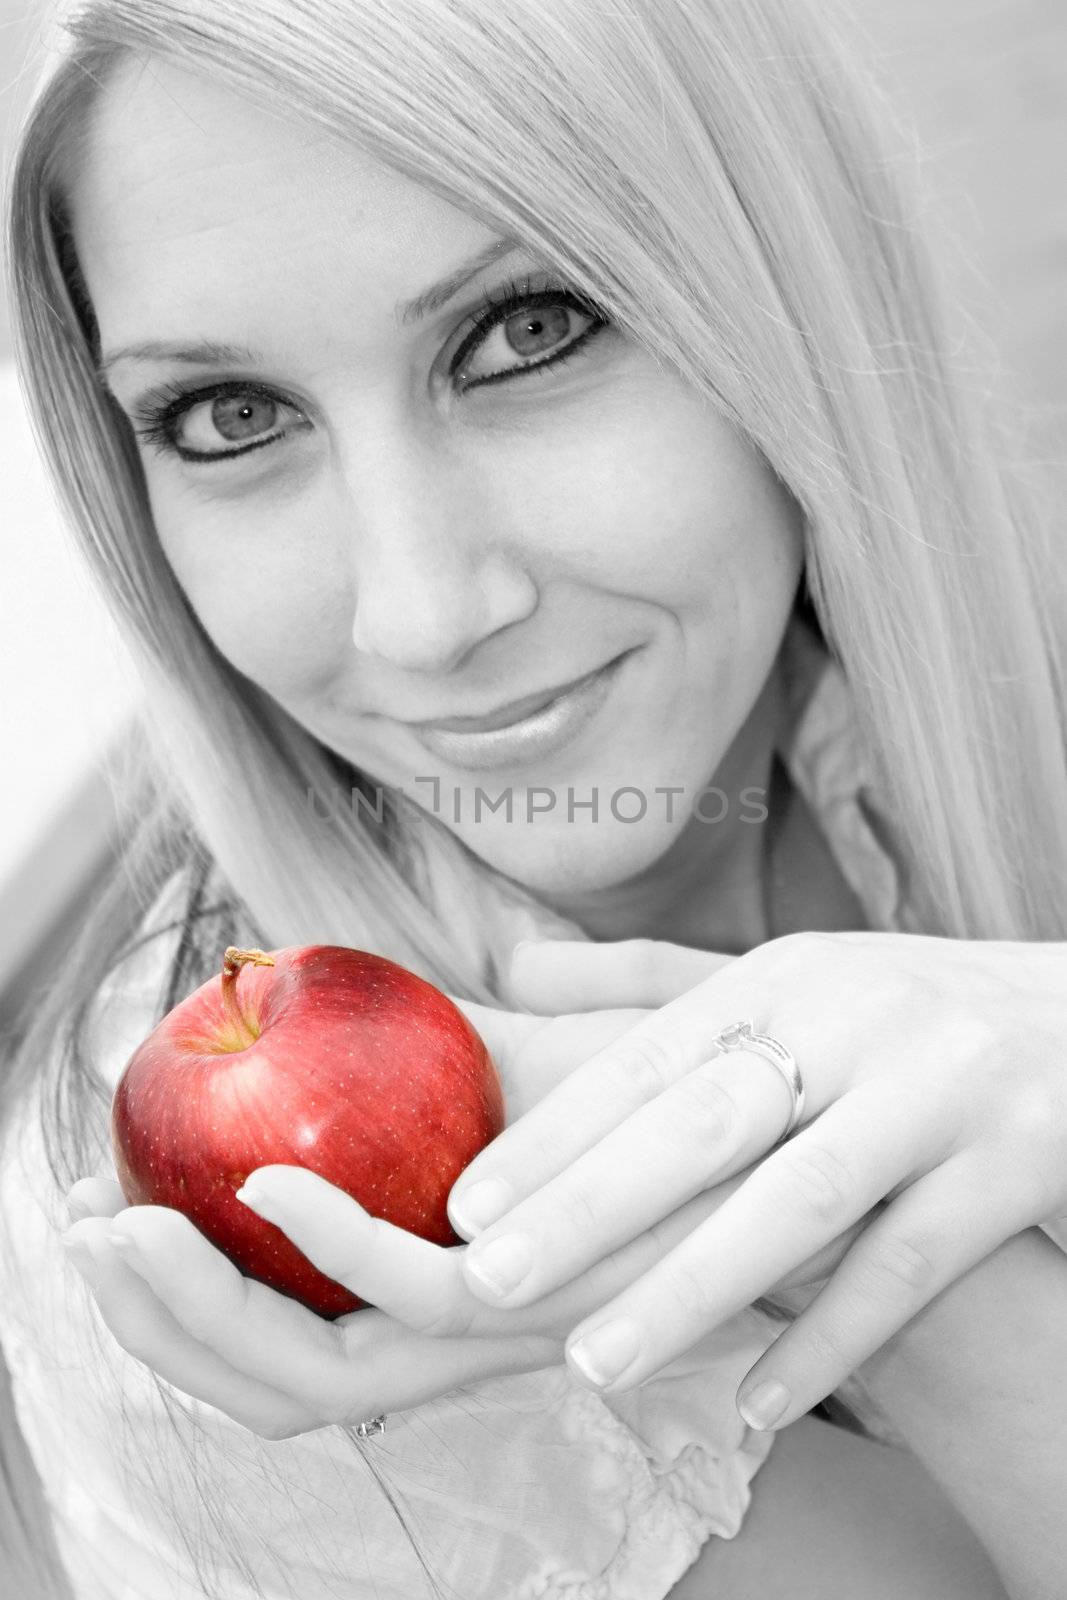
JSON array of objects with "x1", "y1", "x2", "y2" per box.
[{"x1": 3, "y1": 0, "x2": 1066, "y2": 1593}]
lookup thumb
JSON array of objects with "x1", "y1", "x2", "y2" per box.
[{"x1": 508, "y1": 936, "x2": 735, "y2": 1012}]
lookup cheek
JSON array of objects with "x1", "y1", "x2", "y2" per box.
[
  {"x1": 548, "y1": 384, "x2": 804, "y2": 610},
  {"x1": 150, "y1": 490, "x2": 351, "y2": 698}
]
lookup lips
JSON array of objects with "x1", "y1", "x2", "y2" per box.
[
  {"x1": 410, "y1": 650, "x2": 633, "y2": 774},
  {"x1": 412, "y1": 659, "x2": 623, "y2": 734}
]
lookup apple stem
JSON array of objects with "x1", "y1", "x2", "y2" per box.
[{"x1": 220, "y1": 947, "x2": 275, "y2": 1044}]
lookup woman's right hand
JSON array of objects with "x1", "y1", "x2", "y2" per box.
[
  {"x1": 60, "y1": 1168, "x2": 566, "y2": 1440},
  {"x1": 59, "y1": 996, "x2": 771, "y2": 1441}
]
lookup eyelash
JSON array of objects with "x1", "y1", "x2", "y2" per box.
[{"x1": 128, "y1": 275, "x2": 611, "y2": 466}]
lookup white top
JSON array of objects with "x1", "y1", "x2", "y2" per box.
[{"x1": 0, "y1": 615, "x2": 924, "y2": 1600}]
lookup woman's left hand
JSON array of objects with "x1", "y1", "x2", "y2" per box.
[{"x1": 447, "y1": 930, "x2": 1067, "y2": 1430}]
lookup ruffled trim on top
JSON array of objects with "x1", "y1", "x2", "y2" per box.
[{"x1": 514, "y1": 1348, "x2": 776, "y2": 1600}]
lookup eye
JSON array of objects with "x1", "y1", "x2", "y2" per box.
[
  {"x1": 130, "y1": 379, "x2": 310, "y2": 463},
  {"x1": 125, "y1": 277, "x2": 612, "y2": 468},
  {"x1": 449, "y1": 278, "x2": 611, "y2": 392}
]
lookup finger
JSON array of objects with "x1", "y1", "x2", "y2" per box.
[
  {"x1": 763, "y1": 1212, "x2": 874, "y2": 1304},
  {"x1": 235, "y1": 1165, "x2": 489, "y2": 1335},
  {"x1": 108, "y1": 1171, "x2": 566, "y2": 1373},
  {"x1": 98, "y1": 1204, "x2": 563, "y2": 1420},
  {"x1": 73, "y1": 1212, "x2": 561, "y2": 1430},
  {"x1": 65, "y1": 1175, "x2": 126, "y2": 1223},
  {"x1": 559, "y1": 1085, "x2": 942, "y2": 1394},
  {"x1": 186, "y1": 1156, "x2": 772, "y2": 1372},
  {"x1": 735, "y1": 1155, "x2": 1031, "y2": 1429},
  {"x1": 458, "y1": 1049, "x2": 802, "y2": 1307},
  {"x1": 509, "y1": 938, "x2": 734, "y2": 1012},
  {"x1": 234, "y1": 1164, "x2": 743, "y2": 1342},
  {"x1": 61, "y1": 1216, "x2": 318, "y2": 1440},
  {"x1": 448, "y1": 964, "x2": 774, "y2": 1234}
]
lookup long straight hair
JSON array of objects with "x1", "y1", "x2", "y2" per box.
[{"x1": 3, "y1": 0, "x2": 1066, "y2": 1594}]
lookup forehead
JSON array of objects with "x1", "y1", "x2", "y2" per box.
[{"x1": 68, "y1": 55, "x2": 496, "y2": 332}]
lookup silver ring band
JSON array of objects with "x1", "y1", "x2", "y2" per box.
[
  {"x1": 711, "y1": 1018, "x2": 805, "y2": 1142},
  {"x1": 354, "y1": 1414, "x2": 387, "y2": 1439}
]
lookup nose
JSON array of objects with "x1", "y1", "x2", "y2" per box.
[{"x1": 346, "y1": 430, "x2": 538, "y2": 674}]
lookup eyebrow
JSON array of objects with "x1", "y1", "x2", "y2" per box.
[{"x1": 96, "y1": 236, "x2": 525, "y2": 381}]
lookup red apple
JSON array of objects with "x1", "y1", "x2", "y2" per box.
[{"x1": 110, "y1": 944, "x2": 504, "y2": 1318}]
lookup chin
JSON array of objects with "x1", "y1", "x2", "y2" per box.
[{"x1": 459, "y1": 814, "x2": 684, "y2": 900}]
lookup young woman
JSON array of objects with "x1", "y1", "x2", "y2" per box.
[{"x1": 2, "y1": 1, "x2": 1065, "y2": 1597}]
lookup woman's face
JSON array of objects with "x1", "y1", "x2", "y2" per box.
[{"x1": 72, "y1": 57, "x2": 805, "y2": 909}]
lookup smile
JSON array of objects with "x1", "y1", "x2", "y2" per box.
[{"x1": 410, "y1": 651, "x2": 634, "y2": 773}]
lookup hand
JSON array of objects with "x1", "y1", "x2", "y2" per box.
[
  {"x1": 446, "y1": 931, "x2": 1067, "y2": 1431},
  {"x1": 60, "y1": 997, "x2": 765, "y2": 1440}
]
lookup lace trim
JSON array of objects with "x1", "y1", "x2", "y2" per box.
[{"x1": 514, "y1": 1384, "x2": 772, "y2": 1599}]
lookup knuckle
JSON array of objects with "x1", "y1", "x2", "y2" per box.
[
  {"x1": 530, "y1": 1123, "x2": 570, "y2": 1177},
  {"x1": 559, "y1": 1182, "x2": 605, "y2": 1244},
  {"x1": 931, "y1": 1008, "x2": 1001, "y2": 1076},
  {"x1": 613, "y1": 1033, "x2": 677, "y2": 1103},
  {"x1": 774, "y1": 1140, "x2": 859, "y2": 1222},
  {"x1": 743, "y1": 931, "x2": 837, "y2": 1014},
  {"x1": 663, "y1": 1253, "x2": 716, "y2": 1323},
  {"x1": 998, "y1": 1079, "x2": 1058, "y2": 1150},
  {"x1": 883, "y1": 956, "x2": 939, "y2": 1006},
  {"x1": 789, "y1": 1316, "x2": 851, "y2": 1375},
  {"x1": 506, "y1": 1124, "x2": 571, "y2": 1194},
  {"x1": 859, "y1": 1233, "x2": 938, "y2": 1302},
  {"x1": 669, "y1": 1070, "x2": 740, "y2": 1147}
]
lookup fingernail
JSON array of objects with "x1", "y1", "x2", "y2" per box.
[
  {"x1": 567, "y1": 1318, "x2": 643, "y2": 1388},
  {"x1": 464, "y1": 1233, "x2": 534, "y2": 1298},
  {"x1": 235, "y1": 1181, "x2": 284, "y2": 1225},
  {"x1": 449, "y1": 1178, "x2": 511, "y2": 1237},
  {"x1": 737, "y1": 1379, "x2": 791, "y2": 1430},
  {"x1": 510, "y1": 940, "x2": 537, "y2": 966}
]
